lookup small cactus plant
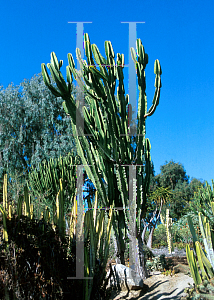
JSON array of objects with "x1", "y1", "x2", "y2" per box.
[
  {"x1": 146, "y1": 254, "x2": 168, "y2": 272},
  {"x1": 184, "y1": 180, "x2": 214, "y2": 299},
  {"x1": 160, "y1": 209, "x2": 174, "y2": 254}
]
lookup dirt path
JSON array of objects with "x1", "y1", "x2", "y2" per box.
[{"x1": 107, "y1": 271, "x2": 194, "y2": 300}]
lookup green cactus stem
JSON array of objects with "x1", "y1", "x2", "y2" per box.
[
  {"x1": 186, "y1": 244, "x2": 202, "y2": 286},
  {"x1": 41, "y1": 33, "x2": 162, "y2": 277},
  {"x1": 199, "y1": 212, "x2": 214, "y2": 271},
  {"x1": 161, "y1": 209, "x2": 174, "y2": 254}
]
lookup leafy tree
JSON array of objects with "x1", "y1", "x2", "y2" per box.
[
  {"x1": 168, "y1": 178, "x2": 204, "y2": 219},
  {"x1": 143, "y1": 186, "x2": 172, "y2": 248},
  {"x1": 166, "y1": 180, "x2": 192, "y2": 220},
  {"x1": 189, "y1": 177, "x2": 205, "y2": 192},
  {"x1": 155, "y1": 160, "x2": 189, "y2": 190},
  {"x1": 153, "y1": 160, "x2": 205, "y2": 222},
  {"x1": 0, "y1": 73, "x2": 87, "y2": 211}
]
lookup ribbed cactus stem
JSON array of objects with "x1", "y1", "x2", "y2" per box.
[
  {"x1": 199, "y1": 212, "x2": 214, "y2": 271},
  {"x1": 195, "y1": 241, "x2": 209, "y2": 280},
  {"x1": 162, "y1": 209, "x2": 173, "y2": 254},
  {"x1": 17, "y1": 195, "x2": 23, "y2": 219},
  {"x1": 185, "y1": 184, "x2": 214, "y2": 291},
  {"x1": 160, "y1": 212, "x2": 164, "y2": 225},
  {"x1": 0, "y1": 204, "x2": 8, "y2": 242},
  {"x1": 186, "y1": 244, "x2": 202, "y2": 286},
  {"x1": 168, "y1": 216, "x2": 174, "y2": 252},
  {"x1": 69, "y1": 195, "x2": 77, "y2": 241},
  {"x1": 23, "y1": 185, "x2": 31, "y2": 218},
  {"x1": 30, "y1": 204, "x2": 34, "y2": 220},
  {"x1": 43, "y1": 206, "x2": 49, "y2": 223},
  {"x1": 8, "y1": 205, "x2": 12, "y2": 220},
  {"x1": 166, "y1": 210, "x2": 171, "y2": 254},
  {"x1": 54, "y1": 179, "x2": 66, "y2": 239},
  {"x1": 23, "y1": 202, "x2": 27, "y2": 216},
  {"x1": 3, "y1": 174, "x2": 7, "y2": 213}
]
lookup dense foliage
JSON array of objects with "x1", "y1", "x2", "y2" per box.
[
  {"x1": 0, "y1": 73, "x2": 91, "y2": 218},
  {"x1": 0, "y1": 214, "x2": 79, "y2": 299}
]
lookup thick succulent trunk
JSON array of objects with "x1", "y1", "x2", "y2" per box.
[
  {"x1": 113, "y1": 228, "x2": 149, "y2": 279},
  {"x1": 113, "y1": 218, "x2": 126, "y2": 265},
  {"x1": 116, "y1": 238, "x2": 125, "y2": 265},
  {"x1": 146, "y1": 226, "x2": 155, "y2": 249},
  {"x1": 145, "y1": 199, "x2": 164, "y2": 249},
  {"x1": 141, "y1": 225, "x2": 148, "y2": 244}
]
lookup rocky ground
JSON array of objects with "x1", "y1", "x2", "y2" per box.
[
  {"x1": 150, "y1": 246, "x2": 193, "y2": 257},
  {"x1": 106, "y1": 247, "x2": 194, "y2": 300},
  {"x1": 107, "y1": 271, "x2": 194, "y2": 300}
]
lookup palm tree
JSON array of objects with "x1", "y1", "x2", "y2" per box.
[{"x1": 143, "y1": 186, "x2": 172, "y2": 248}]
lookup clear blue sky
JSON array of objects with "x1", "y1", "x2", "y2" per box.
[{"x1": 0, "y1": 0, "x2": 214, "y2": 189}]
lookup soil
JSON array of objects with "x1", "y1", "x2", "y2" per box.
[{"x1": 105, "y1": 256, "x2": 194, "y2": 300}]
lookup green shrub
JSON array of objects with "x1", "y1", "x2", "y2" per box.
[
  {"x1": 182, "y1": 278, "x2": 214, "y2": 300},
  {"x1": 152, "y1": 224, "x2": 167, "y2": 246},
  {"x1": 142, "y1": 244, "x2": 155, "y2": 260},
  {"x1": 173, "y1": 242, "x2": 187, "y2": 250},
  {"x1": 146, "y1": 254, "x2": 168, "y2": 272},
  {"x1": 152, "y1": 212, "x2": 203, "y2": 248},
  {"x1": 173, "y1": 212, "x2": 204, "y2": 244}
]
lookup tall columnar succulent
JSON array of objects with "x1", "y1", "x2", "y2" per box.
[
  {"x1": 41, "y1": 33, "x2": 162, "y2": 278},
  {"x1": 0, "y1": 173, "x2": 53, "y2": 243},
  {"x1": 0, "y1": 176, "x2": 8, "y2": 243},
  {"x1": 25, "y1": 150, "x2": 82, "y2": 222},
  {"x1": 83, "y1": 191, "x2": 113, "y2": 299},
  {"x1": 0, "y1": 163, "x2": 82, "y2": 258},
  {"x1": 185, "y1": 181, "x2": 214, "y2": 297},
  {"x1": 160, "y1": 209, "x2": 174, "y2": 254}
]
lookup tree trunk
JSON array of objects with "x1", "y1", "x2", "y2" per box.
[
  {"x1": 115, "y1": 235, "x2": 125, "y2": 265},
  {"x1": 112, "y1": 216, "x2": 125, "y2": 265},
  {"x1": 141, "y1": 206, "x2": 158, "y2": 245},
  {"x1": 107, "y1": 205, "x2": 148, "y2": 278},
  {"x1": 141, "y1": 221, "x2": 149, "y2": 244},
  {"x1": 146, "y1": 199, "x2": 163, "y2": 249},
  {"x1": 112, "y1": 220, "x2": 149, "y2": 279},
  {"x1": 137, "y1": 235, "x2": 149, "y2": 279},
  {"x1": 146, "y1": 226, "x2": 155, "y2": 249}
]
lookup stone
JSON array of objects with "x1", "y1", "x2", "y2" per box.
[
  {"x1": 173, "y1": 264, "x2": 191, "y2": 275},
  {"x1": 106, "y1": 264, "x2": 144, "y2": 291}
]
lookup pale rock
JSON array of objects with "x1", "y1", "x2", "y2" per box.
[{"x1": 106, "y1": 264, "x2": 143, "y2": 291}]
